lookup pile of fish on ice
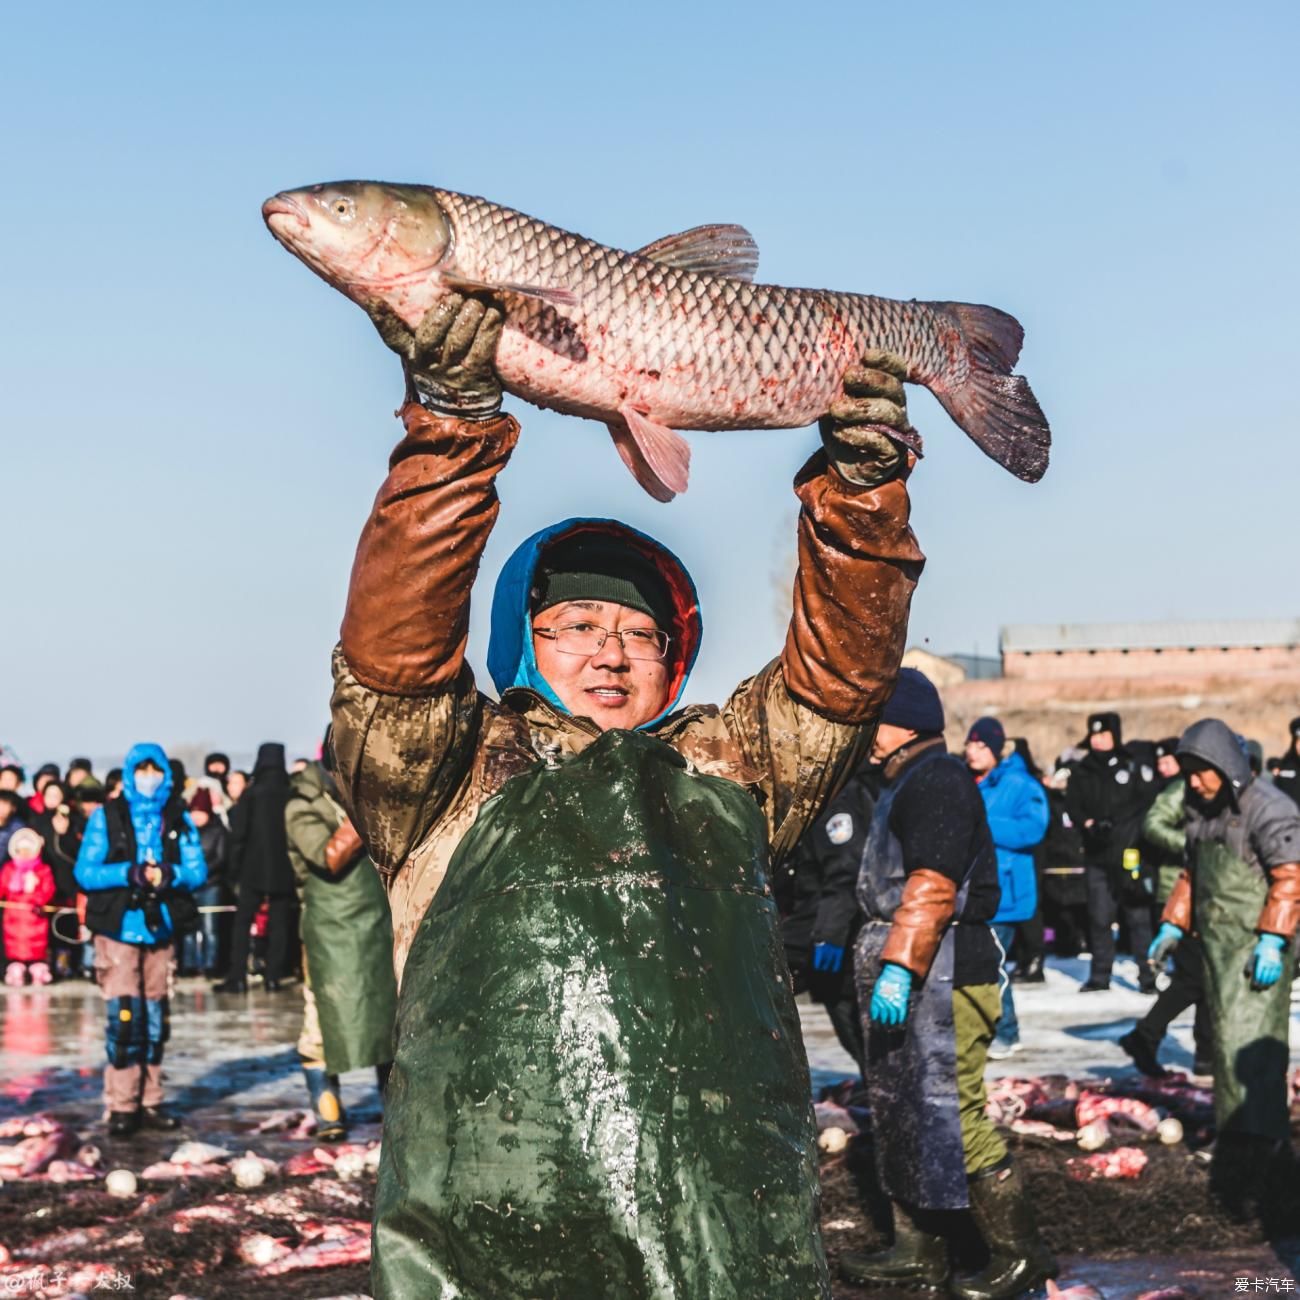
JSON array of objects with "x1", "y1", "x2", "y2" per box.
[
  {"x1": 814, "y1": 1071, "x2": 1232, "y2": 1183},
  {"x1": 0, "y1": 1109, "x2": 377, "y2": 1297}
]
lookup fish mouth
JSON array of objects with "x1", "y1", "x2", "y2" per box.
[{"x1": 262, "y1": 193, "x2": 309, "y2": 234}]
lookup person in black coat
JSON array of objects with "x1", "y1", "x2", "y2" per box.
[
  {"x1": 1065, "y1": 713, "x2": 1160, "y2": 992},
  {"x1": 778, "y1": 757, "x2": 878, "y2": 1071},
  {"x1": 213, "y1": 743, "x2": 297, "y2": 992},
  {"x1": 1271, "y1": 717, "x2": 1300, "y2": 809}
]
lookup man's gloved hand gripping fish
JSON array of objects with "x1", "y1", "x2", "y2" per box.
[{"x1": 264, "y1": 180, "x2": 1050, "y2": 500}]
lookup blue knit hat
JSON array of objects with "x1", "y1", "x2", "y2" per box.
[
  {"x1": 967, "y1": 716, "x2": 1006, "y2": 757},
  {"x1": 880, "y1": 668, "x2": 945, "y2": 734}
]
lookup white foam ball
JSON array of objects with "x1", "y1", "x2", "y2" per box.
[
  {"x1": 105, "y1": 1168, "x2": 137, "y2": 1198},
  {"x1": 231, "y1": 1155, "x2": 267, "y2": 1189},
  {"x1": 817, "y1": 1127, "x2": 849, "y2": 1155},
  {"x1": 1157, "y1": 1116, "x2": 1184, "y2": 1145},
  {"x1": 1076, "y1": 1121, "x2": 1108, "y2": 1151}
]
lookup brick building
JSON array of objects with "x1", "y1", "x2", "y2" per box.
[{"x1": 1001, "y1": 619, "x2": 1300, "y2": 682}]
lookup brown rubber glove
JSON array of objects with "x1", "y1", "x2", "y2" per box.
[
  {"x1": 324, "y1": 820, "x2": 365, "y2": 875},
  {"x1": 820, "y1": 350, "x2": 920, "y2": 487},
  {"x1": 371, "y1": 293, "x2": 505, "y2": 419},
  {"x1": 1258, "y1": 861, "x2": 1300, "y2": 938},
  {"x1": 881, "y1": 868, "x2": 957, "y2": 978},
  {"x1": 340, "y1": 406, "x2": 520, "y2": 694}
]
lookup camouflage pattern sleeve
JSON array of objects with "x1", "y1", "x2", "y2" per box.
[
  {"x1": 717, "y1": 452, "x2": 921, "y2": 861},
  {"x1": 330, "y1": 646, "x2": 482, "y2": 878},
  {"x1": 721, "y1": 659, "x2": 869, "y2": 866}
]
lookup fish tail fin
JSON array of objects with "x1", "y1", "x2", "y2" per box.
[{"x1": 926, "y1": 301, "x2": 1051, "y2": 483}]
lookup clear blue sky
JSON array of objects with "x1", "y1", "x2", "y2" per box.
[{"x1": 3, "y1": 1, "x2": 1297, "y2": 766}]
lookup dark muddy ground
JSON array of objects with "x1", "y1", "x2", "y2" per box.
[{"x1": 2, "y1": 972, "x2": 1297, "y2": 1297}]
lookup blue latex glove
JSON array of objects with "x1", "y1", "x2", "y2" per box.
[
  {"x1": 1147, "y1": 922, "x2": 1183, "y2": 966},
  {"x1": 812, "y1": 943, "x2": 844, "y2": 974},
  {"x1": 1251, "y1": 934, "x2": 1286, "y2": 989},
  {"x1": 870, "y1": 962, "x2": 912, "y2": 1027}
]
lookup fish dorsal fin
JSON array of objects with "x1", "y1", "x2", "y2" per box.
[{"x1": 634, "y1": 224, "x2": 759, "y2": 282}]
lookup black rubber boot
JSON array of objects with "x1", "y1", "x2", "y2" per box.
[
  {"x1": 1118, "y1": 1029, "x2": 1168, "y2": 1078},
  {"x1": 141, "y1": 1106, "x2": 180, "y2": 1131},
  {"x1": 303, "y1": 1065, "x2": 348, "y2": 1142},
  {"x1": 950, "y1": 1162, "x2": 1057, "y2": 1300},
  {"x1": 1010, "y1": 955, "x2": 1045, "y2": 984},
  {"x1": 108, "y1": 1111, "x2": 140, "y2": 1139},
  {"x1": 211, "y1": 975, "x2": 248, "y2": 994},
  {"x1": 839, "y1": 1199, "x2": 948, "y2": 1290}
]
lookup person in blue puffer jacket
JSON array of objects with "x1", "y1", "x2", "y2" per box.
[
  {"x1": 75, "y1": 743, "x2": 206, "y2": 1137},
  {"x1": 965, "y1": 718, "x2": 1049, "y2": 1058}
]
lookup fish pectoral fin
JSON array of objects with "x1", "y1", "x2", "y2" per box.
[
  {"x1": 634, "y1": 224, "x2": 759, "y2": 282},
  {"x1": 441, "y1": 270, "x2": 580, "y2": 308},
  {"x1": 608, "y1": 406, "x2": 692, "y2": 503}
]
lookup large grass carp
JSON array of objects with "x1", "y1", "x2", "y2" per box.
[{"x1": 263, "y1": 181, "x2": 1050, "y2": 500}]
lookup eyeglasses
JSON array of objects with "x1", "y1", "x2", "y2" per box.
[{"x1": 533, "y1": 621, "x2": 670, "y2": 661}]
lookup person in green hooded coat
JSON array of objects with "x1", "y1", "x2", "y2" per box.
[
  {"x1": 284, "y1": 744, "x2": 396, "y2": 1141},
  {"x1": 330, "y1": 293, "x2": 927, "y2": 1298},
  {"x1": 1149, "y1": 718, "x2": 1300, "y2": 1186}
]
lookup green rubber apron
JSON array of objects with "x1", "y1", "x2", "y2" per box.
[
  {"x1": 372, "y1": 728, "x2": 829, "y2": 1300},
  {"x1": 1195, "y1": 840, "x2": 1297, "y2": 1140},
  {"x1": 302, "y1": 856, "x2": 396, "y2": 1074}
]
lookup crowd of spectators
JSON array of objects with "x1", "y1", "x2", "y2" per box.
[{"x1": 0, "y1": 748, "x2": 314, "y2": 985}]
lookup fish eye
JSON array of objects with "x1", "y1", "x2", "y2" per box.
[{"x1": 329, "y1": 196, "x2": 355, "y2": 221}]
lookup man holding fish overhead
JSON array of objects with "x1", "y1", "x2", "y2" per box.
[{"x1": 320, "y1": 286, "x2": 924, "y2": 1297}]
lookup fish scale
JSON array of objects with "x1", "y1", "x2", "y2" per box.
[
  {"x1": 439, "y1": 188, "x2": 939, "y2": 428},
  {"x1": 264, "y1": 181, "x2": 1051, "y2": 498}
]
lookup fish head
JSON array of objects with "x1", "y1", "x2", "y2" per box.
[{"x1": 262, "y1": 181, "x2": 454, "y2": 325}]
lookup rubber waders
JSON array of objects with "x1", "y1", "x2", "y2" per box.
[
  {"x1": 839, "y1": 1199, "x2": 949, "y2": 1289},
  {"x1": 950, "y1": 1162, "x2": 1057, "y2": 1300},
  {"x1": 303, "y1": 1064, "x2": 347, "y2": 1142}
]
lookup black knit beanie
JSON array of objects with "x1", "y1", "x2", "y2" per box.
[{"x1": 531, "y1": 532, "x2": 674, "y2": 630}]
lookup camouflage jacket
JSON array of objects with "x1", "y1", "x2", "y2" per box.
[{"x1": 331, "y1": 405, "x2": 924, "y2": 984}]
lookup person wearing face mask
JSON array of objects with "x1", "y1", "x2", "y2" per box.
[
  {"x1": 331, "y1": 293, "x2": 925, "y2": 1298},
  {"x1": 74, "y1": 744, "x2": 207, "y2": 1137},
  {"x1": 1149, "y1": 720, "x2": 1300, "y2": 1193}
]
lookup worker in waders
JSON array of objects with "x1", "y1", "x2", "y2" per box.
[
  {"x1": 1148, "y1": 719, "x2": 1300, "y2": 1191},
  {"x1": 840, "y1": 669, "x2": 1057, "y2": 1299},
  {"x1": 284, "y1": 734, "x2": 396, "y2": 1141},
  {"x1": 328, "y1": 293, "x2": 925, "y2": 1299}
]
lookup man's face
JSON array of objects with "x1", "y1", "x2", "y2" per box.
[
  {"x1": 1188, "y1": 767, "x2": 1224, "y2": 802},
  {"x1": 0, "y1": 771, "x2": 19, "y2": 793},
  {"x1": 871, "y1": 723, "x2": 918, "y2": 764},
  {"x1": 1089, "y1": 730, "x2": 1115, "y2": 753},
  {"x1": 964, "y1": 739, "x2": 997, "y2": 776},
  {"x1": 206, "y1": 761, "x2": 228, "y2": 779},
  {"x1": 1157, "y1": 753, "x2": 1181, "y2": 780},
  {"x1": 532, "y1": 600, "x2": 671, "y2": 731}
]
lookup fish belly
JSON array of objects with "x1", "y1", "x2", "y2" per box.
[{"x1": 493, "y1": 289, "x2": 865, "y2": 432}]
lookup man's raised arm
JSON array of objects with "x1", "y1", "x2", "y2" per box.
[
  {"x1": 331, "y1": 296, "x2": 515, "y2": 876},
  {"x1": 722, "y1": 353, "x2": 927, "y2": 860}
]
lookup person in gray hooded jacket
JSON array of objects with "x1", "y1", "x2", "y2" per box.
[{"x1": 1149, "y1": 719, "x2": 1300, "y2": 1170}]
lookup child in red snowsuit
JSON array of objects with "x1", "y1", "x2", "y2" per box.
[{"x1": 2, "y1": 828, "x2": 56, "y2": 985}]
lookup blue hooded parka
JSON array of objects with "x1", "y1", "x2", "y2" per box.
[
  {"x1": 486, "y1": 518, "x2": 702, "y2": 729},
  {"x1": 977, "y1": 750, "x2": 1049, "y2": 924},
  {"x1": 74, "y1": 743, "x2": 207, "y2": 945}
]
